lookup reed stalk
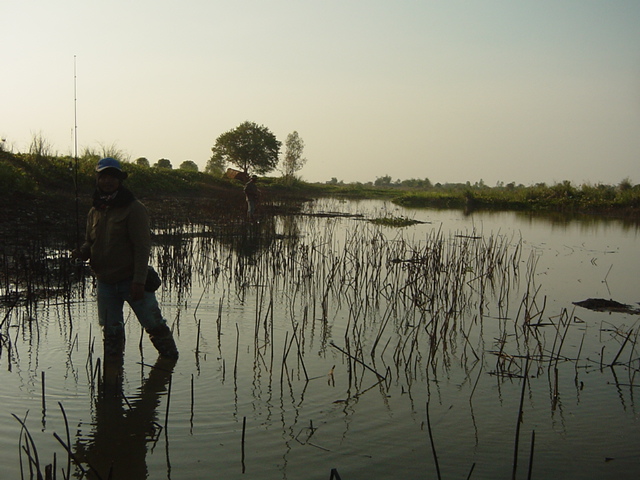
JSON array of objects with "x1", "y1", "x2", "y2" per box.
[
  {"x1": 425, "y1": 400, "x2": 442, "y2": 480},
  {"x1": 512, "y1": 356, "x2": 530, "y2": 480}
]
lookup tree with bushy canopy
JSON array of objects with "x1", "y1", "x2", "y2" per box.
[
  {"x1": 155, "y1": 158, "x2": 172, "y2": 169},
  {"x1": 205, "y1": 154, "x2": 226, "y2": 176},
  {"x1": 282, "y1": 131, "x2": 306, "y2": 181},
  {"x1": 210, "y1": 121, "x2": 280, "y2": 175},
  {"x1": 179, "y1": 160, "x2": 199, "y2": 172},
  {"x1": 374, "y1": 175, "x2": 393, "y2": 186}
]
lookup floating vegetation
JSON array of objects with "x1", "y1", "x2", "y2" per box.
[
  {"x1": 368, "y1": 215, "x2": 424, "y2": 227},
  {"x1": 573, "y1": 298, "x2": 640, "y2": 314}
]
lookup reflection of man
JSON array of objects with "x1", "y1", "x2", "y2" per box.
[
  {"x1": 74, "y1": 357, "x2": 176, "y2": 479},
  {"x1": 72, "y1": 157, "x2": 178, "y2": 360},
  {"x1": 243, "y1": 175, "x2": 260, "y2": 221}
]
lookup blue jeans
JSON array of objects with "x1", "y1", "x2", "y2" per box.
[
  {"x1": 247, "y1": 197, "x2": 256, "y2": 219},
  {"x1": 97, "y1": 278, "x2": 166, "y2": 337}
]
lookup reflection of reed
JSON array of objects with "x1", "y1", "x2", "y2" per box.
[
  {"x1": 12, "y1": 357, "x2": 176, "y2": 479},
  {"x1": 146, "y1": 210, "x2": 640, "y2": 404},
  {"x1": 1, "y1": 234, "x2": 88, "y2": 311},
  {"x1": 160, "y1": 213, "x2": 530, "y2": 400}
]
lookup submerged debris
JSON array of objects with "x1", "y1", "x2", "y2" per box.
[{"x1": 573, "y1": 298, "x2": 640, "y2": 314}]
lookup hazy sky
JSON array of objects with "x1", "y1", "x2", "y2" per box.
[{"x1": 3, "y1": 1, "x2": 640, "y2": 185}]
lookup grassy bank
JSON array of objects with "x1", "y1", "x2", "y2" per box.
[
  {"x1": 0, "y1": 150, "x2": 228, "y2": 198},
  {"x1": 392, "y1": 181, "x2": 640, "y2": 215},
  {"x1": 2, "y1": 150, "x2": 639, "y2": 217}
]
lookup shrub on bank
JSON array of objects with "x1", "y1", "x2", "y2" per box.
[
  {"x1": 1, "y1": 161, "x2": 36, "y2": 194},
  {"x1": 392, "y1": 182, "x2": 640, "y2": 214}
]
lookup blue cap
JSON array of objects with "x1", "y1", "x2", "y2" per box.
[
  {"x1": 96, "y1": 157, "x2": 123, "y2": 172},
  {"x1": 96, "y1": 157, "x2": 127, "y2": 179}
]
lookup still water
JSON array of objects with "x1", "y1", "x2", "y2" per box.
[{"x1": 1, "y1": 199, "x2": 639, "y2": 479}]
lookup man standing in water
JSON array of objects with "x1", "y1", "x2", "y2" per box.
[
  {"x1": 243, "y1": 175, "x2": 260, "y2": 222},
  {"x1": 73, "y1": 157, "x2": 178, "y2": 360}
]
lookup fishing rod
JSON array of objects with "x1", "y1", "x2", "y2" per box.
[
  {"x1": 74, "y1": 55, "x2": 79, "y2": 242},
  {"x1": 71, "y1": 55, "x2": 83, "y2": 266}
]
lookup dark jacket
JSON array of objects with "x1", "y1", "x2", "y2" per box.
[{"x1": 80, "y1": 190, "x2": 151, "y2": 284}]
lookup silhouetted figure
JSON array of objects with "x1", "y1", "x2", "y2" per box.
[
  {"x1": 243, "y1": 175, "x2": 260, "y2": 222},
  {"x1": 71, "y1": 157, "x2": 178, "y2": 360}
]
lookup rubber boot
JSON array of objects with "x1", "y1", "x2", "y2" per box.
[
  {"x1": 147, "y1": 324, "x2": 179, "y2": 359},
  {"x1": 102, "y1": 332, "x2": 124, "y2": 398},
  {"x1": 103, "y1": 331, "x2": 125, "y2": 359}
]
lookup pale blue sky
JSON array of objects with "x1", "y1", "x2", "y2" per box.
[{"x1": 3, "y1": 1, "x2": 639, "y2": 185}]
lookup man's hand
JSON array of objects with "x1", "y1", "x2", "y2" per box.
[{"x1": 131, "y1": 282, "x2": 145, "y2": 302}]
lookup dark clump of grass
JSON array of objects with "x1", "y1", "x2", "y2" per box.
[{"x1": 368, "y1": 215, "x2": 423, "y2": 227}]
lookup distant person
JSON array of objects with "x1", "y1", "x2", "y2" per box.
[
  {"x1": 243, "y1": 175, "x2": 260, "y2": 222},
  {"x1": 72, "y1": 157, "x2": 178, "y2": 360}
]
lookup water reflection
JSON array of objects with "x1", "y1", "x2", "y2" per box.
[
  {"x1": 223, "y1": 217, "x2": 278, "y2": 260},
  {"x1": 3, "y1": 198, "x2": 640, "y2": 479},
  {"x1": 512, "y1": 209, "x2": 640, "y2": 233},
  {"x1": 73, "y1": 357, "x2": 176, "y2": 479}
]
